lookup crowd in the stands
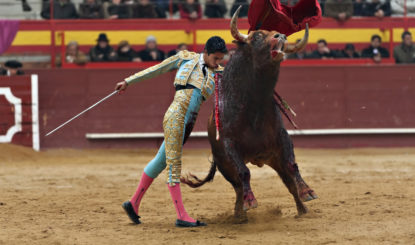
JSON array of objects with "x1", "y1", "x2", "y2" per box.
[
  {"x1": 287, "y1": 32, "x2": 415, "y2": 64},
  {"x1": 38, "y1": 0, "x2": 415, "y2": 65},
  {"x1": 53, "y1": 31, "x2": 413, "y2": 66},
  {"x1": 53, "y1": 33, "x2": 190, "y2": 67},
  {"x1": 38, "y1": 0, "x2": 415, "y2": 20},
  {"x1": 1, "y1": 0, "x2": 414, "y2": 74},
  {"x1": 40, "y1": 0, "x2": 249, "y2": 19}
]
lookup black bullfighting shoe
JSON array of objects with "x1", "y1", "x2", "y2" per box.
[
  {"x1": 122, "y1": 201, "x2": 141, "y2": 224},
  {"x1": 175, "y1": 219, "x2": 207, "y2": 228}
]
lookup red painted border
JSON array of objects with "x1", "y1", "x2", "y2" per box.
[
  {"x1": 16, "y1": 17, "x2": 415, "y2": 31},
  {"x1": 58, "y1": 58, "x2": 394, "y2": 69}
]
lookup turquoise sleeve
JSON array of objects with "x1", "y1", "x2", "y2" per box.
[{"x1": 124, "y1": 54, "x2": 182, "y2": 85}]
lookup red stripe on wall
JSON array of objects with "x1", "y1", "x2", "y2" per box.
[{"x1": 16, "y1": 17, "x2": 415, "y2": 31}]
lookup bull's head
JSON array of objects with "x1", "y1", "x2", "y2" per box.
[{"x1": 231, "y1": 6, "x2": 309, "y2": 62}]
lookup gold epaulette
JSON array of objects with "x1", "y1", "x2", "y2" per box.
[{"x1": 178, "y1": 50, "x2": 198, "y2": 60}]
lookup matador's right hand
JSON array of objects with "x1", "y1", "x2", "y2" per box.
[{"x1": 115, "y1": 81, "x2": 128, "y2": 94}]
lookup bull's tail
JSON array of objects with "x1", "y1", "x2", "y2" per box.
[{"x1": 180, "y1": 160, "x2": 217, "y2": 188}]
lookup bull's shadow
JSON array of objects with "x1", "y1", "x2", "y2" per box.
[{"x1": 182, "y1": 7, "x2": 318, "y2": 222}]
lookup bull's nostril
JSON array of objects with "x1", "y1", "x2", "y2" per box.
[{"x1": 274, "y1": 34, "x2": 280, "y2": 38}]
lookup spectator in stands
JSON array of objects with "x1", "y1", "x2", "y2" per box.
[
  {"x1": 79, "y1": 0, "x2": 104, "y2": 19},
  {"x1": 57, "y1": 41, "x2": 88, "y2": 66},
  {"x1": 117, "y1": 40, "x2": 141, "y2": 62},
  {"x1": 394, "y1": 31, "x2": 415, "y2": 64},
  {"x1": 339, "y1": 43, "x2": 360, "y2": 58},
  {"x1": 287, "y1": 39, "x2": 309, "y2": 59},
  {"x1": 204, "y1": 0, "x2": 227, "y2": 18},
  {"x1": 308, "y1": 39, "x2": 338, "y2": 59},
  {"x1": 107, "y1": 0, "x2": 130, "y2": 19},
  {"x1": 41, "y1": 0, "x2": 79, "y2": 19},
  {"x1": 167, "y1": 43, "x2": 188, "y2": 57},
  {"x1": 151, "y1": 0, "x2": 176, "y2": 18},
  {"x1": 361, "y1": 0, "x2": 391, "y2": 18},
  {"x1": 133, "y1": 0, "x2": 158, "y2": 18},
  {"x1": 320, "y1": 0, "x2": 326, "y2": 15},
  {"x1": 179, "y1": 0, "x2": 202, "y2": 20},
  {"x1": 361, "y1": 34, "x2": 390, "y2": 63},
  {"x1": 0, "y1": 60, "x2": 24, "y2": 76},
  {"x1": 353, "y1": 0, "x2": 365, "y2": 16},
  {"x1": 21, "y1": 0, "x2": 32, "y2": 12},
  {"x1": 137, "y1": 35, "x2": 165, "y2": 61},
  {"x1": 391, "y1": 0, "x2": 415, "y2": 16},
  {"x1": 324, "y1": 0, "x2": 353, "y2": 22},
  {"x1": 90, "y1": 33, "x2": 118, "y2": 62},
  {"x1": 230, "y1": 0, "x2": 249, "y2": 17}
]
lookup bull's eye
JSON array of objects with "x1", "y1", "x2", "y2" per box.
[
  {"x1": 253, "y1": 32, "x2": 264, "y2": 40},
  {"x1": 274, "y1": 34, "x2": 280, "y2": 39}
]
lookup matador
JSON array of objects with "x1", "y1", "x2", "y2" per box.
[{"x1": 116, "y1": 36, "x2": 227, "y2": 227}]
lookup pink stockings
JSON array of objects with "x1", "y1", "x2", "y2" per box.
[
  {"x1": 130, "y1": 172, "x2": 154, "y2": 214},
  {"x1": 130, "y1": 173, "x2": 195, "y2": 222},
  {"x1": 167, "y1": 183, "x2": 195, "y2": 223}
]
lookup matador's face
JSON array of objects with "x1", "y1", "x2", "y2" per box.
[{"x1": 204, "y1": 51, "x2": 225, "y2": 69}]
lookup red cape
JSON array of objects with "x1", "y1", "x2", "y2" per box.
[{"x1": 248, "y1": 0, "x2": 322, "y2": 36}]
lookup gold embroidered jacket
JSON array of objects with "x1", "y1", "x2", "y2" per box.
[{"x1": 124, "y1": 50, "x2": 224, "y2": 100}]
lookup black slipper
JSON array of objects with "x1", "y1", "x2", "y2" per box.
[
  {"x1": 122, "y1": 201, "x2": 141, "y2": 224},
  {"x1": 175, "y1": 219, "x2": 207, "y2": 227}
]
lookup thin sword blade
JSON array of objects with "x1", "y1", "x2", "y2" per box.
[{"x1": 45, "y1": 90, "x2": 118, "y2": 137}]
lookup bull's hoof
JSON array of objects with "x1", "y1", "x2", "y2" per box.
[
  {"x1": 233, "y1": 214, "x2": 248, "y2": 224},
  {"x1": 299, "y1": 188, "x2": 318, "y2": 202},
  {"x1": 243, "y1": 190, "x2": 258, "y2": 211},
  {"x1": 296, "y1": 203, "x2": 308, "y2": 215}
]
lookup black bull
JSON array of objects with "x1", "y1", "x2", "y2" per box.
[{"x1": 181, "y1": 11, "x2": 317, "y2": 222}]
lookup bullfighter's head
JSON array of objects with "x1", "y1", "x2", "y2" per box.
[{"x1": 230, "y1": 6, "x2": 308, "y2": 63}]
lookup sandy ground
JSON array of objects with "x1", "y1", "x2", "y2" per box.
[{"x1": 1, "y1": 144, "x2": 415, "y2": 245}]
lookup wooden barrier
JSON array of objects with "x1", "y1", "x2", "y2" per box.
[
  {"x1": 24, "y1": 64, "x2": 415, "y2": 149},
  {"x1": 0, "y1": 75, "x2": 40, "y2": 150}
]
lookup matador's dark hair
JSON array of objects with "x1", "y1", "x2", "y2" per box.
[{"x1": 205, "y1": 36, "x2": 228, "y2": 55}]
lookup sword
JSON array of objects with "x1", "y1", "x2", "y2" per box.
[{"x1": 45, "y1": 90, "x2": 118, "y2": 137}]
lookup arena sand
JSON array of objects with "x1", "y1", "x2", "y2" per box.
[{"x1": 1, "y1": 144, "x2": 414, "y2": 244}]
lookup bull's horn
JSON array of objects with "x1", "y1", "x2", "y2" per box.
[
  {"x1": 230, "y1": 5, "x2": 248, "y2": 43},
  {"x1": 284, "y1": 23, "x2": 309, "y2": 53}
]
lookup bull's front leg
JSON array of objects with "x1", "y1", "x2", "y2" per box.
[
  {"x1": 280, "y1": 129, "x2": 317, "y2": 202},
  {"x1": 273, "y1": 129, "x2": 317, "y2": 215}
]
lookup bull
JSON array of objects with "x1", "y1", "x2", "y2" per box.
[{"x1": 181, "y1": 6, "x2": 318, "y2": 221}]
